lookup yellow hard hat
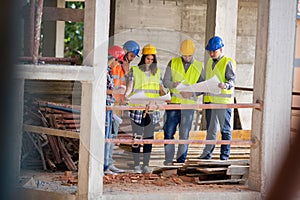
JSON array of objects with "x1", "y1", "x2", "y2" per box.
[
  {"x1": 180, "y1": 39, "x2": 195, "y2": 56},
  {"x1": 142, "y1": 44, "x2": 157, "y2": 55}
]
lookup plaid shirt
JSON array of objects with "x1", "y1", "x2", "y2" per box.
[
  {"x1": 106, "y1": 67, "x2": 115, "y2": 106},
  {"x1": 127, "y1": 68, "x2": 161, "y2": 124},
  {"x1": 129, "y1": 110, "x2": 160, "y2": 125}
]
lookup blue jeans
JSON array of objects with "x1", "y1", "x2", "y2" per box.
[
  {"x1": 164, "y1": 109, "x2": 194, "y2": 163},
  {"x1": 104, "y1": 110, "x2": 113, "y2": 170},
  {"x1": 109, "y1": 118, "x2": 120, "y2": 165},
  {"x1": 200, "y1": 108, "x2": 232, "y2": 160}
]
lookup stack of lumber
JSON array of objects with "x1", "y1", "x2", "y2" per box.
[
  {"x1": 183, "y1": 159, "x2": 249, "y2": 184},
  {"x1": 22, "y1": 100, "x2": 80, "y2": 171}
]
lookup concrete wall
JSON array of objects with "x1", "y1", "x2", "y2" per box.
[
  {"x1": 113, "y1": 0, "x2": 257, "y2": 129},
  {"x1": 113, "y1": 0, "x2": 207, "y2": 70}
]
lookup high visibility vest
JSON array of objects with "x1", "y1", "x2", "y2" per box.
[
  {"x1": 111, "y1": 64, "x2": 126, "y2": 103},
  {"x1": 169, "y1": 57, "x2": 203, "y2": 104},
  {"x1": 129, "y1": 66, "x2": 161, "y2": 106},
  {"x1": 204, "y1": 56, "x2": 236, "y2": 104}
]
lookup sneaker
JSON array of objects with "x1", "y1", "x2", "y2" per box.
[
  {"x1": 142, "y1": 166, "x2": 152, "y2": 174},
  {"x1": 109, "y1": 165, "x2": 125, "y2": 173},
  {"x1": 104, "y1": 169, "x2": 117, "y2": 175},
  {"x1": 134, "y1": 165, "x2": 142, "y2": 174}
]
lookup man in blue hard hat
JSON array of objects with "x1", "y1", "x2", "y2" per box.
[
  {"x1": 122, "y1": 40, "x2": 140, "y2": 75},
  {"x1": 199, "y1": 36, "x2": 236, "y2": 160}
]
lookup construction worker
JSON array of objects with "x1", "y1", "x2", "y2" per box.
[
  {"x1": 122, "y1": 40, "x2": 140, "y2": 76},
  {"x1": 111, "y1": 40, "x2": 140, "y2": 104},
  {"x1": 163, "y1": 39, "x2": 205, "y2": 165},
  {"x1": 110, "y1": 40, "x2": 141, "y2": 159},
  {"x1": 125, "y1": 44, "x2": 165, "y2": 173},
  {"x1": 104, "y1": 45, "x2": 126, "y2": 174},
  {"x1": 199, "y1": 36, "x2": 236, "y2": 160}
]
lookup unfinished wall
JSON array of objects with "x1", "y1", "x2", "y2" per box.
[
  {"x1": 235, "y1": 0, "x2": 257, "y2": 129},
  {"x1": 113, "y1": 0, "x2": 207, "y2": 70}
]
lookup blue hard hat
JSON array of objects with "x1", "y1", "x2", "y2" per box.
[
  {"x1": 123, "y1": 40, "x2": 140, "y2": 57},
  {"x1": 205, "y1": 36, "x2": 224, "y2": 51}
]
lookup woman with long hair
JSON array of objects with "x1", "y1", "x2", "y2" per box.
[{"x1": 125, "y1": 44, "x2": 165, "y2": 173}]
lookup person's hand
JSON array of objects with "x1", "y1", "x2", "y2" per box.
[
  {"x1": 218, "y1": 82, "x2": 226, "y2": 89},
  {"x1": 124, "y1": 94, "x2": 130, "y2": 102},
  {"x1": 173, "y1": 82, "x2": 181, "y2": 88},
  {"x1": 180, "y1": 91, "x2": 193, "y2": 98},
  {"x1": 113, "y1": 87, "x2": 125, "y2": 94}
]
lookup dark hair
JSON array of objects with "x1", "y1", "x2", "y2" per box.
[{"x1": 137, "y1": 54, "x2": 158, "y2": 75}]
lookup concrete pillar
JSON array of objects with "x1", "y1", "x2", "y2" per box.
[
  {"x1": 249, "y1": 0, "x2": 297, "y2": 197},
  {"x1": 13, "y1": 79, "x2": 24, "y2": 186},
  {"x1": 205, "y1": 0, "x2": 238, "y2": 60},
  {"x1": 78, "y1": 0, "x2": 110, "y2": 199}
]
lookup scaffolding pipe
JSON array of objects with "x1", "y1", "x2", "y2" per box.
[
  {"x1": 106, "y1": 101, "x2": 263, "y2": 111},
  {"x1": 33, "y1": 0, "x2": 44, "y2": 64},
  {"x1": 29, "y1": 0, "x2": 35, "y2": 56},
  {"x1": 19, "y1": 56, "x2": 79, "y2": 64},
  {"x1": 105, "y1": 138, "x2": 253, "y2": 145}
]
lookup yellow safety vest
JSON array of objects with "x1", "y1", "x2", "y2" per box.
[
  {"x1": 170, "y1": 57, "x2": 203, "y2": 104},
  {"x1": 204, "y1": 56, "x2": 236, "y2": 104},
  {"x1": 129, "y1": 66, "x2": 161, "y2": 106}
]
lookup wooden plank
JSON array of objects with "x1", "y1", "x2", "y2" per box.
[
  {"x1": 196, "y1": 167, "x2": 228, "y2": 174},
  {"x1": 43, "y1": 7, "x2": 84, "y2": 22},
  {"x1": 24, "y1": 124, "x2": 80, "y2": 139},
  {"x1": 226, "y1": 165, "x2": 249, "y2": 176},
  {"x1": 186, "y1": 159, "x2": 249, "y2": 166},
  {"x1": 154, "y1": 130, "x2": 251, "y2": 140},
  {"x1": 197, "y1": 178, "x2": 246, "y2": 184}
]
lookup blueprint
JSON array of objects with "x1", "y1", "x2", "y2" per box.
[
  {"x1": 128, "y1": 91, "x2": 171, "y2": 104},
  {"x1": 176, "y1": 75, "x2": 221, "y2": 94}
]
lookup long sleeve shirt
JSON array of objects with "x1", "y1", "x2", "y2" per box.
[{"x1": 106, "y1": 67, "x2": 115, "y2": 106}]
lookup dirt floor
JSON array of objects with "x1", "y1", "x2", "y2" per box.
[
  {"x1": 19, "y1": 144, "x2": 250, "y2": 195},
  {"x1": 19, "y1": 168, "x2": 248, "y2": 195}
]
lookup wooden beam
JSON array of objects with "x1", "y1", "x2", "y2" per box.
[
  {"x1": 43, "y1": 7, "x2": 84, "y2": 22},
  {"x1": 154, "y1": 130, "x2": 251, "y2": 140},
  {"x1": 226, "y1": 165, "x2": 249, "y2": 176},
  {"x1": 186, "y1": 159, "x2": 249, "y2": 166},
  {"x1": 24, "y1": 124, "x2": 79, "y2": 139},
  {"x1": 197, "y1": 178, "x2": 246, "y2": 184}
]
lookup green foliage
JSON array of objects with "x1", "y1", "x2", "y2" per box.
[{"x1": 64, "y1": 2, "x2": 84, "y2": 63}]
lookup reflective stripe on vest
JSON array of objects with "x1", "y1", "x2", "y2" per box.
[
  {"x1": 129, "y1": 66, "x2": 160, "y2": 106},
  {"x1": 204, "y1": 56, "x2": 236, "y2": 104},
  {"x1": 170, "y1": 57, "x2": 202, "y2": 104}
]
